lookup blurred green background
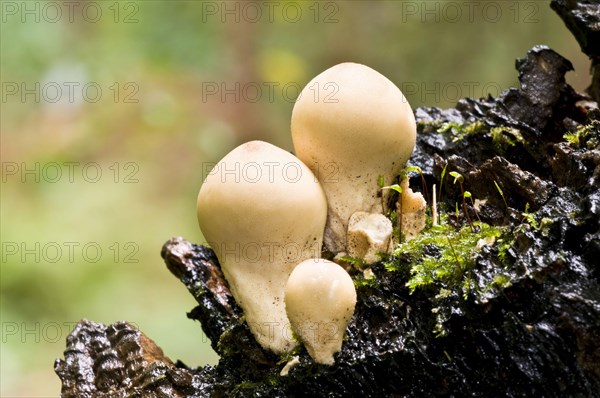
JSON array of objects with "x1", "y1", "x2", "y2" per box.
[{"x1": 0, "y1": 0, "x2": 590, "y2": 396}]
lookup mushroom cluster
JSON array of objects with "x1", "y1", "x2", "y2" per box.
[{"x1": 196, "y1": 62, "x2": 417, "y2": 366}]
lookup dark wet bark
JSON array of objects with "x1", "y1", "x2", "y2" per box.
[{"x1": 551, "y1": 0, "x2": 600, "y2": 102}]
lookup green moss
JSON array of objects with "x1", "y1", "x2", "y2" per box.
[
  {"x1": 338, "y1": 255, "x2": 366, "y2": 269},
  {"x1": 521, "y1": 203, "x2": 538, "y2": 229},
  {"x1": 563, "y1": 120, "x2": 600, "y2": 149},
  {"x1": 393, "y1": 221, "x2": 507, "y2": 294},
  {"x1": 385, "y1": 209, "x2": 403, "y2": 243},
  {"x1": 435, "y1": 121, "x2": 486, "y2": 142},
  {"x1": 231, "y1": 380, "x2": 262, "y2": 394},
  {"x1": 353, "y1": 272, "x2": 379, "y2": 289},
  {"x1": 490, "y1": 126, "x2": 526, "y2": 154},
  {"x1": 338, "y1": 255, "x2": 381, "y2": 288},
  {"x1": 420, "y1": 120, "x2": 535, "y2": 156},
  {"x1": 276, "y1": 340, "x2": 303, "y2": 366},
  {"x1": 520, "y1": 203, "x2": 554, "y2": 236},
  {"x1": 490, "y1": 273, "x2": 512, "y2": 289},
  {"x1": 385, "y1": 219, "x2": 514, "y2": 336}
]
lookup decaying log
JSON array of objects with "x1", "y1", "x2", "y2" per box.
[{"x1": 56, "y1": 2, "x2": 600, "y2": 396}]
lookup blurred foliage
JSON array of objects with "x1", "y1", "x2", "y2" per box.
[{"x1": 0, "y1": 1, "x2": 591, "y2": 396}]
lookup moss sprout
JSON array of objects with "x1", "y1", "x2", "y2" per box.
[{"x1": 520, "y1": 203, "x2": 553, "y2": 236}]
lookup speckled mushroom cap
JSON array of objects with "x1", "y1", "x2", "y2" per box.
[
  {"x1": 291, "y1": 62, "x2": 416, "y2": 254},
  {"x1": 197, "y1": 140, "x2": 328, "y2": 354}
]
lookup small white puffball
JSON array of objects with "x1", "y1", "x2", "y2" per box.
[
  {"x1": 285, "y1": 258, "x2": 357, "y2": 365},
  {"x1": 397, "y1": 179, "x2": 427, "y2": 240},
  {"x1": 197, "y1": 140, "x2": 328, "y2": 354},
  {"x1": 347, "y1": 212, "x2": 393, "y2": 265},
  {"x1": 291, "y1": 62, "x2": 416, "y2": 254}
]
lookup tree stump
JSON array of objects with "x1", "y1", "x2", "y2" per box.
[{"x1": 55, "y1": 1, "x2": 600, "y2": 396}]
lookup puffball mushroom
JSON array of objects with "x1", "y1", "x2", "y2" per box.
[
  {"x1": 291, "y1": 62, "x2": 417, "y2": 254},
  {"x1": 285, "y1": 258, "x2": 357, "y2": 365},
  {"x1": 347, "y1": 211, "x2": 393, "y2": 265},
  {"x1": 196, "y1": 140, "x2": 328, "y2": 354},
  {"x1": 397, "y1": 178, "x2": 427, "y2": 240}
]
